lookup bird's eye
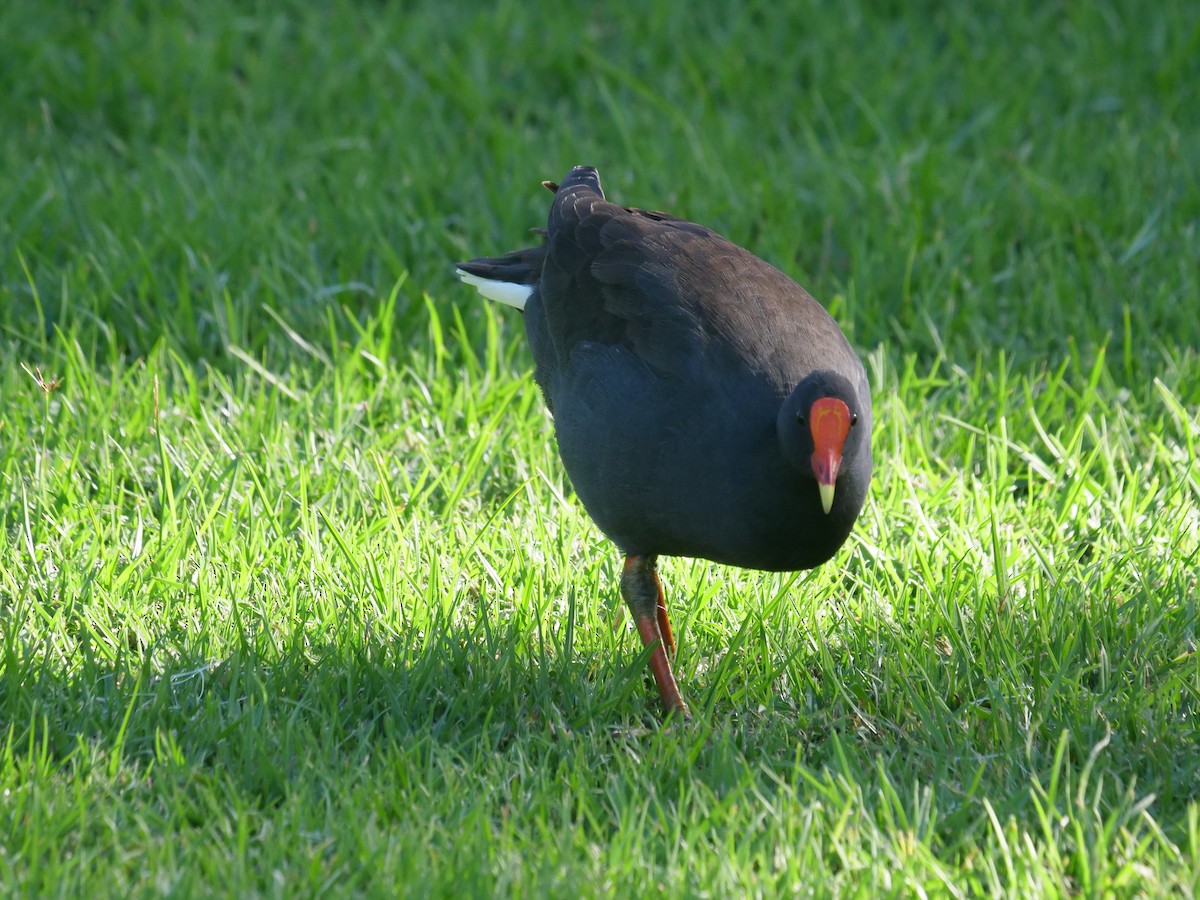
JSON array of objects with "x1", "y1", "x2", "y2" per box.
[
  {"x1": 795, "y1": 413, "x2": 806, "y2": 426},
  {"x1": 850, "y1": 413, "x2": 859, "y2": 427}
]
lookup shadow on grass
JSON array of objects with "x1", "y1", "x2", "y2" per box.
[{"x1": 4, "y1": 605, "x2": 1198, "y2": 874}]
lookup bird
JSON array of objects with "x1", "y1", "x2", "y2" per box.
[{"x1": 456, "y1": 165, "x2": 872, "y2": 717}]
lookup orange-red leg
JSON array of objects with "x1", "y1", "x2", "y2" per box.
[
  {"x1": 621, "y1": 554, "x2": 690, "y2": 717},
  {"x1": 649, "y1": 564, "x2": 676, "y2": 657}
]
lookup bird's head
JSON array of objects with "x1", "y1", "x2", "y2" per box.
[{"x1": 777, "y1": 372, "x2": 868, "y2": 514}]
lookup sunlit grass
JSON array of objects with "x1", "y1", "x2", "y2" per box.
[{"x1": 2, "y1": 0, "x2": 1198, "y2": 895}]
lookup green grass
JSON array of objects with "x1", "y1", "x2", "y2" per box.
[{"x1": 2, "y1": 0, "x2": 1198, "y2": 895}]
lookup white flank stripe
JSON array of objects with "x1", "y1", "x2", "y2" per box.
[{"x1": 455, "y1": 269, "x2": 532, "y2": 311}]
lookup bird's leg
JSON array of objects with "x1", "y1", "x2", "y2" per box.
[
  {"x1": 649, "y1": 564, "x2": 676, "y2": 656},
  {"x1": 621, "y1": 554, "x2": 690, "y2": 717}
]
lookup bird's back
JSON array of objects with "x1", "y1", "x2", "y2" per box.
[{"x1": 529, "y1": 168, "x2": 861, "y2": 399}]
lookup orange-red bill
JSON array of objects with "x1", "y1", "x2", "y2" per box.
[{"x1": 809, "y1": 397, "x2": 852, "y2": 513}]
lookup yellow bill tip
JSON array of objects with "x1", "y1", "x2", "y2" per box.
[{"x1": 818, "y1": 481, "x2": 836, "y2": 514}]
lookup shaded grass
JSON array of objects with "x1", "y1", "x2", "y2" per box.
[
  {"x1": 1, "y1": 0, "x2": 1198, "y2": 895},
  {"x1": 4, "y1": 0, "x2": 1197, "y2": 367}
]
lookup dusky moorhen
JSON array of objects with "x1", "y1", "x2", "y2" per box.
[{"x1": 457, "y1": 166, "x2": 871, "y2": 717}]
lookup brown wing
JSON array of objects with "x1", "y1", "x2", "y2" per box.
[{"x1": 537, "y1": 166, "x2": 854, "y2": 391}]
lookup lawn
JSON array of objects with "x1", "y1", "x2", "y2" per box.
[{"x1": 2, "y1": 0, "x2": 1198, "y2": 895}]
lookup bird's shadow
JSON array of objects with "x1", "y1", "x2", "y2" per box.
[{"x1": 6, "y1": 614, "x2": 685, "y2": 779}]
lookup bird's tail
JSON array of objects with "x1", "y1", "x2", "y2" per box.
[
  {"x1": 455, "y1": 243, "x2": 546, "y2": 311},
  {"x1": 457, "y1": 169, "x2": 603, "y2": 311}
]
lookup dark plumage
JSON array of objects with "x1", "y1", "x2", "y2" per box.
[{"x1": 457, "y1": 166, "x2": 872, "y2": 716}]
